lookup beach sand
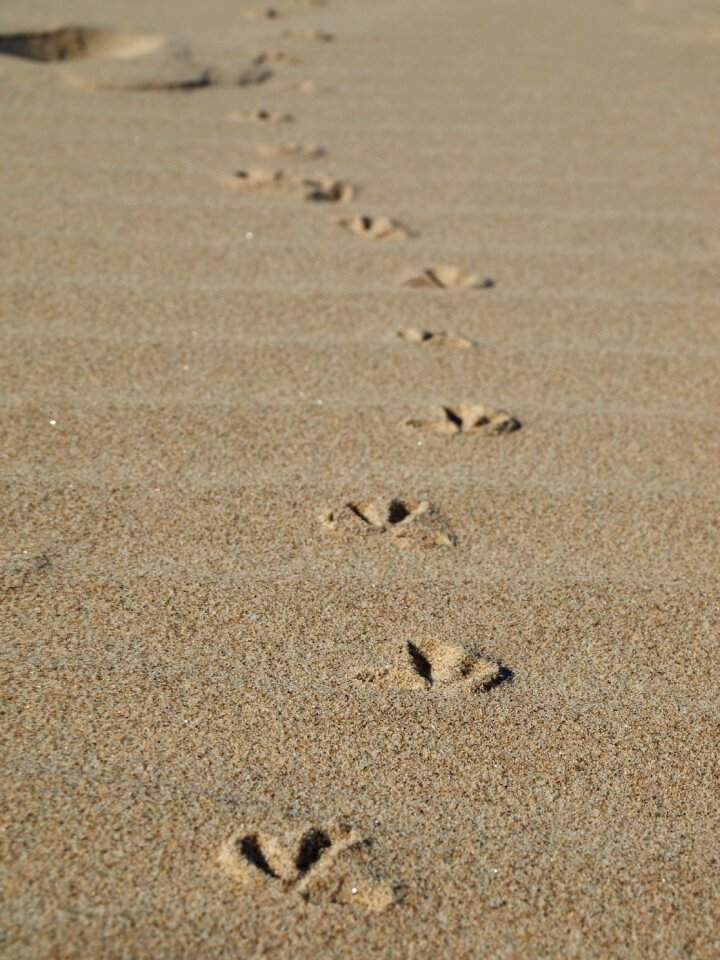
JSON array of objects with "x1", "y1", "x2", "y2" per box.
[{"x1": 2, "y1": 0, "x2": 719, "y2": 956}]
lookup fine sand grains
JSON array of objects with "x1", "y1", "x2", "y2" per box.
[{"x1": 2, "y1": 0, "x2": 719, "y2": 957}]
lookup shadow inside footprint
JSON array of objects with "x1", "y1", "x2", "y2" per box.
[
  {"x1": 407, "y1": 642, "x2": 433, "y2": 684},
  {"x1": 296, "y1": 830, "x2": 332, "y2": 873},
  {"x1": 403, "y1": 403, "x2": 521, "y2": 436},
  {"x1": 402, "y1": 265, "x2": 494, "y2": 290},
  {"x1": 320, "y1": 498, "x2": 457, "y2": 547},
  {"x1": 119, "y1": 68, "x2": 217, "y2": 91},
  {"x1": 220, "y1": 821, "x2": 400, "y2": 912},
  {"x1": 347, "y1": 498, "x2": 421, "y2": 529},
  {"x1": 0, "y1": 26, "x2": 164, "y2": 62},
  {"x1": 17, "y1": 31, "x2": 229, "y2": 94},
  {"x1": 246, "y1": 7, "x2": 284, "y2": 20},
  {"x1": 240, "y1": 836, "x2": 279, "y2": 878},
  {"x1": 387, "y1": 498, "x2": 412, "y2": 525},
  {"x1": 357, "y1": 641, "x2": 511, "y2": 696},
  {"x1": 303, "y1": 176, "x2": 354, "y2": 203},
  {"x1": 337, "y1": 215, "x2": 411, "y2": 239},
  {"x1": 397, "y1": 328, "x2": 473, "y2": 349}
]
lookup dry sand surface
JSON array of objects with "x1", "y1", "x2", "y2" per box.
[{"x1": 2, "y1": 0, "x2": 719, "y2": 956}]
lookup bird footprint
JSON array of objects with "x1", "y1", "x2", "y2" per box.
[
  {"x1": 356, "y1": 640, "x2": 510, "y2": 695},
  {"x1": 319, "y1": 498, "x2": 457, "y2": 547},
  {"x1": 401, "y1": 265, "x2": 494, "y2": 290},
  {"x1": 336, "y1": 215, "x2": 411, "y2": 239},
  {"x1": 403, "y1": 403, "x2": 521, "y2": 436},
  {"x1": 397, "y1": 328, "x2": 473, "y2": 349},
  {"x1": 219, "y1": 822, "x2": 400, "y2": 912},
  {"x1": 225, "y1": 168, "x2": 355, "y2": 202}
]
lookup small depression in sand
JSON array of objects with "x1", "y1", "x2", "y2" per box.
[
  {"x1": 219, "y1": 821, "x2": 399, "y2": 912},
  {"x1": 398, "y1": 328, "x2": 474, "y2": 349},
  {"x1": 226, "y1": 168, "x2": 355, "y2": 203},
  {"x1": 319, "y1": 498, "x2": 458, "y2": 548},
  {"x1": 356, "y1": 640, "x2": 511, "y2": 696},
  {"x1": 402, "y1": 265, "x2": 495, "y2": 290},
  {"x1": 337, "y1": 215, "x2": 411, "y2": 240},
  {"x1": 403, "y1": 403, "x2": 522, "y2": 436},
  {"x1": 0, "y1": 27, "x2": 164, "y2": 63}
]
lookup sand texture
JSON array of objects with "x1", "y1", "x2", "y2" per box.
[{"x1": 2, "y1": 0, "x2": 719, "y2": 956}]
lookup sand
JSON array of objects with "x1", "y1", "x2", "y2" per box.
[{"x1": 1, "y1": 0, "x2": 719, "y2": 956}]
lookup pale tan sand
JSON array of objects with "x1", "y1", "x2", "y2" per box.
[{"x1": 1, "y1": 0, "x2": 719, "y2": 956}]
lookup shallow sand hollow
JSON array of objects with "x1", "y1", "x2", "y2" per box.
[{"x1": 2, "y1": 0, "x2": 719, "y2": 956}]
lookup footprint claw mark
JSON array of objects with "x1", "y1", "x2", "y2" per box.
[
  {"x1": 319, "y1": 498, "x2": 457, "y2": 548},
  {"x1": 238, "y1": 835, "x2": 280, "y2": 879},
  {"x1": 0, "y1": 27, "x2": 164, "y2": 62},
  {"x1": 407, "y1": 640, "x2": 506, "y2": 692},
  {"x1": 256, "y1": 142, "x2": 327, "y2": 159},
  {"x1": 357, "y1": 640, "x2": 510, "y2": 696},
  {"x1": 336, "y1": 215, "x2": 411, "y2": 240},
  {"x1": 295, "y1": 829, "x2": 333, "y2": 873},
  {"x1": 403, "y1": 403, "x2": 521, "y2": 436},
  {"x1": 219, "y1": 822, "x2": 400, "y2": 912},
  {"x1": 350, "y1": 498, "x2": 424, "y2": 529},
  {"x1": 227, "y1": 109, "x2": 294, "y2": 123},
  {"x1": 401, "y1": 265, "x2": 495, "y2": 290},
  {"x1": 398, "y1": 328, "x2": 474, "y2": 349},
  {"x1": 407, "y1": 641, "x2": 433, "y2": 684},
  {"x1": 301, "y1": 176, "x2": 354, "y2": 203}
]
